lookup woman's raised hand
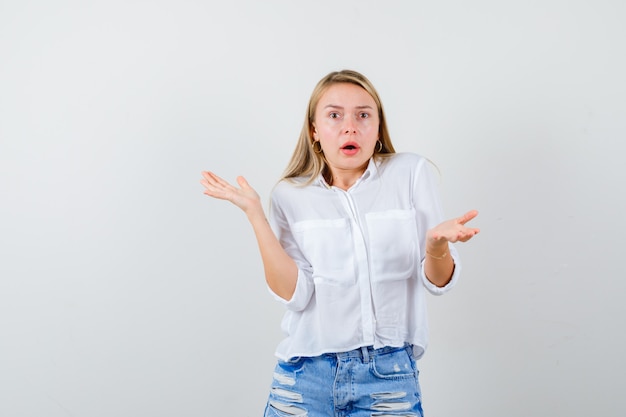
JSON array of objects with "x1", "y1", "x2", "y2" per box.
[
  {"x1": 200, "y1": 171, "x2": 262, "y2": 215},
  {"x1": 427, "y1": 209, "x2": 480, "y2": 248}
]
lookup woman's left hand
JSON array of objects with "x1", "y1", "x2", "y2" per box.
[{"x1": 427, "y1": 209, "x2": 480, "y2": 249}]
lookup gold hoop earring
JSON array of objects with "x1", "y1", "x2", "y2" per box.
[
  {"x1": 376, "y1": 140, "x2": 383, "y2": 153},
  {"x1": 312, "y1": 141, "x2": 323, "y2": 154}
]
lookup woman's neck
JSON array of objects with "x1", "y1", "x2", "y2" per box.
[{"x1": 327, "y1": 167, "x2": 366, "y2": 190}]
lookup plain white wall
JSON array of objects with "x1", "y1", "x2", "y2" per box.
[{"x1": 1, "y1": 0, "x2": 625, "y2": 416}]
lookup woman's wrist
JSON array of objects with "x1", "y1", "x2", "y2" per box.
[
  {"x1": 243, "y1": 201, "x2": 268, "y2": 224},
  {"x1": 425, "y1": 242, "x2": 449, "y2": 260},
  {"x1": 426, "y1": 249, "x2": 448, "y2": 260}
]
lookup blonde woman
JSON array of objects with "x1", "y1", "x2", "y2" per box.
[{"x1": 201, "y1": 70, "x2": 479, "y2": 417}]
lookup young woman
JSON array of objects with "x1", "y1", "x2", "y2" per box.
[{"x1": 201, "y1": 69, "x2": 479, "y2": 417}]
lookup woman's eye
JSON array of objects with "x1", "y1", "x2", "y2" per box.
[
  {"x1": 359, "y1": 112, "x2": 369, "y2": 118},
  {"x1": 329, "y1": 112, "x2": 340, "y2": 119}
]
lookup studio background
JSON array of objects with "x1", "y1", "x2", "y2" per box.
[{"x1": 1, "y1": 0, "x2": 624, "y2": 416}]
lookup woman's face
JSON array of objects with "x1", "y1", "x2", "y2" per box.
[{"x1": 312, "y1": 82, "x2": 380, "y2": 180}]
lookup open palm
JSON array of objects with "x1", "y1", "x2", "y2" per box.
[
  {"x1": 427, "y1": 209, "x2": 480, "y2": 247},
  {"x1": 200, "y1": 171, "x2": 261, "y2": 214}
]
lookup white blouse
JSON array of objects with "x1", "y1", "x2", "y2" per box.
[{"x1": 268, "y1": 152, "x2": 461, "y2": 361}]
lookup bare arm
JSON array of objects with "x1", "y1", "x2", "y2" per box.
[
  {"x1": 424, "y1": 209, "x2": 480, "y2": 287},
  {"x1": 200, "y1": 171, "x2": 298, "y2": 300}
]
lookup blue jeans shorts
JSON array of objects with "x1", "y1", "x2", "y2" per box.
[{"x1": 263, "y1": 344, "x2": 423, "y2": 417}]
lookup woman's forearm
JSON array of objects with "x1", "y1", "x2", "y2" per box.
[
  {"x1": 423, "y1": 244, "x2": 455, "y2": 287},
  {"x1": 246, "y1": 209, "x2": 298, "y2": 300}
]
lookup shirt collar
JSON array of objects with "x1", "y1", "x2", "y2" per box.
[{"x1": 315, "y1": 157, "x2": 380, "y2": 190}]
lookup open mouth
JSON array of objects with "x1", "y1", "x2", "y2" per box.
[
  {"x1": 341, "y1": 142, "x2": 359, "y2": 151},
  {"x1": 341, "y1": 142, "x2": 360, "y2": 155}
]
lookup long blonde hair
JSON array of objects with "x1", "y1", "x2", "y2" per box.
[{"x1": 281, "y1": 70, "x2": 396, "y2": 185}]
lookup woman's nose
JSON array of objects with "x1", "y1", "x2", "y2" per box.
[{"x1": 343, "y1": 117, "x2": 357, "y2": 134}]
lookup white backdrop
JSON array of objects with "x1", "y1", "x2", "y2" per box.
[{"x1": 1, "y1": 0, "x2": 625, "y2": 416}]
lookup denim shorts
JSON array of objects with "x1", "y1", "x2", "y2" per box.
[{"x1": 263, "y1": 344, "x2": 423, "y2": 417}]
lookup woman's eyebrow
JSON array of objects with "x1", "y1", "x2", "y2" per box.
[{"x1": 323, "y1": 104, "x2": 374, "y2": 109}]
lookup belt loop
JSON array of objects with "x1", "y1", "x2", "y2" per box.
[
  {"x1": 405, "y1": 343, "x2": 413, "y2": 357},
  {"x1": 360, "y1": 346, "x2": 370, "y2": 363}
]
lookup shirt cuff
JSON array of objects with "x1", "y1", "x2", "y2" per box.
[{"x1": 266, "y1": 268, "x2": 313, "y2": 311}]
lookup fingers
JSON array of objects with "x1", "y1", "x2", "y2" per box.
[
  {"x1": 457, "y1": 227, "x2": 480, "y2": 242},
  {"x1": 200, "y1": 171, "x2": 236, "y2": 200},
  {"x1": 236, "y1": 176, "x2": 250, "y2": 190},
  {"x1": 201, "y1": 171, "x2": 229, "y2": 188},
  {"x1": 201, "y1": 172, "x2": 248, "y2": 189},
  {"x1": 200, "y1": 171, "x2": 215, "y2": 188},
  {"x1": 200, "y1": 171, "x2": 256, "y2": 202},
  {"x1": 432, "y1": 210, "x2": 479, "y2": 243},
  {"x1": 458, "y1": 209, "x2": 479, "y2": 225},
  {"x1": 460, "y1": 210, "x2": 480, "y2": 241},
  {"x1": 201, "y1": 171, "x2": 233, "y2": 189}
]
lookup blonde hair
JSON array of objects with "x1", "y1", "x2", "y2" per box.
[{"x1": 281, "y1": 70, "x2": 396, "y2": 185}]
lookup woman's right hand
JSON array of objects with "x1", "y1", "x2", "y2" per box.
[
  {"x1": 200, "y1": 171, "x2": 262, "y2": 215},
  {"x1": 201, "y1": 171, "x2": 298, "y2": 299}
]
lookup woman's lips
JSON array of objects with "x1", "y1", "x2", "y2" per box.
[{"x1": 341, "y1": 142, "x2": 359, "y2": 155}]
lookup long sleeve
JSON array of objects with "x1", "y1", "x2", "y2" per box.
[
  {"x1": 411, "y1": 158, "x2": 462, "y2": 295},
  {"x1": 267, "y1": 186, "x2": 315, "y2": 311}
]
